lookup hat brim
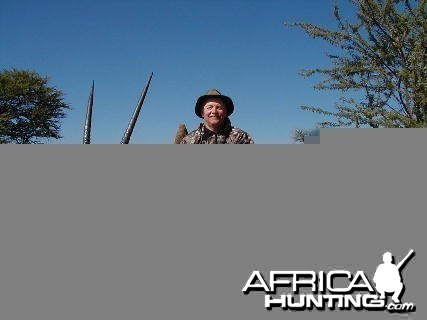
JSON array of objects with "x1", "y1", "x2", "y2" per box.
[{"x1": 195, "y1": 95, "x2": 234, "y2": 118}]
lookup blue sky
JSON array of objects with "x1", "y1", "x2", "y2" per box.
[{"x1": 1, "y1": 0, "x2": 356, "y2": 143}]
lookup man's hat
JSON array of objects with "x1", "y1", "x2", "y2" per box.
[{"x1": 195, "y1": 89, "x2": 234, "y2": 118}]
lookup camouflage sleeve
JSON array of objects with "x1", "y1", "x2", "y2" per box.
[
  {"x1": 239, "y1": 133, "x2": 254, "y2": 144},
  {"x1": 179, "y1": 130, "x2": 200, "y2": 144},
  {"x1": 232, "y1": 128, "x2": 254, "y2": 144}
]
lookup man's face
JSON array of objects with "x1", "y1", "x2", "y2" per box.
[{"x1": 202, "y1": 98, "x2": 227, "y2": 130}]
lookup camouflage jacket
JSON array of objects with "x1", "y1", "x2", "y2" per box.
[{"x1": 180, "y1": 119, "x2": 254, "y2": 144}]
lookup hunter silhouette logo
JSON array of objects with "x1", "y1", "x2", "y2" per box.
[
  {"x1": 242, "y1": 249, "x2": 416, "y2": 313},
  {"x1": 373, "y1": 250, "x2": 414, "y2": 304}
]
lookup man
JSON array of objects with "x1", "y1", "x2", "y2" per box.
[
  {"x1": 373, "y1": 252, "x2": 403, "y2": 303},
  {"x1": 180, "y1": 89, "x2": 254, "y2": 144}
]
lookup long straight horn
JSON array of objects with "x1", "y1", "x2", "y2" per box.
[
  {"x1": 83, "y1": 81, "x2": 95, "y2": 144},
  {"x1": 121, "y1": 72, "x2": 153, "y2": 144}
]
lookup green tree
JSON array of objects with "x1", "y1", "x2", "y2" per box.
[
  {"x1": 287, "y1": 0, "x2": 426, "y2": 128},
  {"x1": 0, "y1": 69, "x2": 70, "y2": 144},
  {"x1": 292, "y1": 128, "x2": 320, "y2": 143}
]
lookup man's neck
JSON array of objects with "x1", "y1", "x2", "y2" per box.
[{"x1": 204, "y1": 123, "x2": 221, "y2": 133}]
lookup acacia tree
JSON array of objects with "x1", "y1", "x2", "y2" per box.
[
  {"x1": 292, "y1": 128, "x2": 320, "y2": 143},
  {"x1": 287, "y1": 0, "x2": 426, "y2": 128},
  {"x1": 0, "y1": 69, "x2": 70, "y2": 143}
]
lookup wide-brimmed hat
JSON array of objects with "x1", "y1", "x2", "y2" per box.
[{"x1": 195, "y1": 89, "x2": 234, "y2": 118}]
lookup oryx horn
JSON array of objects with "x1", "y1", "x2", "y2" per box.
[{"x1": 121, "y1": 72, "x2": 153, "y2": 144}]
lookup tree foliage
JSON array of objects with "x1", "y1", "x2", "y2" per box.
[
  {"x1": 287, "y1": 0, "x2": 427, "y2": 128},
  {"x1": 292, "y1": 128, "x2": 320, "y2": 143},
  {"x1": 0, "y1": 69, "x2": 70, "y2": 143}
]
